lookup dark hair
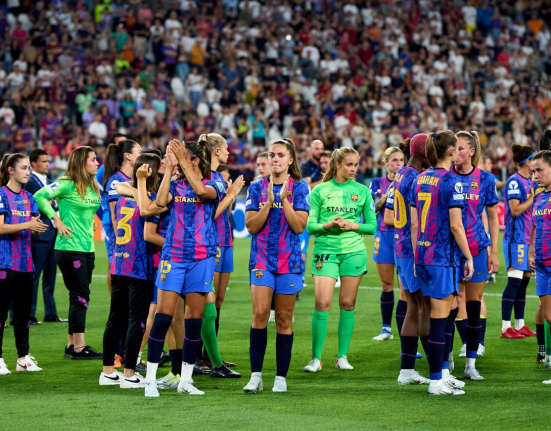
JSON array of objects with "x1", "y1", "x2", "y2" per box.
[
  {"x1": 131, "y1": 153, "x2": 161, "y2": 193},
  {"x1": 425, "y1": 130, "x2": 457, "y2": 167},
  {"x1": 29, "y1": 148, "x2": 49, "y2": 164},
  {"x1": 269, "y1": 138, "x2": 302, "y2": 181},
  {"x1": 533, "y1": 150, "x2": 551, "y2": 166},
  {"x1": 540, "y1": 130, "x2": 551, "y2": 151},
  {"x1": 320, "y1": 150, "x2": 332, "y2": 160},
  {"x1": 0, "y1": 153, "x2": 28, "y2": 187},
  {"x1": 185, "y1": 141, "x2": 211, "y2": 179},
  {"x1": 217, "y1": 164, "x2": 229, "y2": 173},
  {"x1": 456, "y1": 130, "x2": 481, "y2": 167},
  {"x1": 108, "y1": 132, "x2": 127, "y2": 145},
  {"x1": 143, "y1": 148, "x2": 162, "y2": 158},
  {"x1": 399, "y1": 138, "x2": 411, "y2": 164},
  {"x1": 103, "y1": 139, "x2": 140, "y2": 189},
  {"x1": 511, "y1": 144, "x2": 535, "y2": 166}
]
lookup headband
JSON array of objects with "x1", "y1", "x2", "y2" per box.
[{"x1": 520, "y1": 152, "x2": 538, "y2": 164}]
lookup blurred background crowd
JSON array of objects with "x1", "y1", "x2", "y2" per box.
[{"x1": 0, "y1": 0, "x2": 550, "y2": 183}]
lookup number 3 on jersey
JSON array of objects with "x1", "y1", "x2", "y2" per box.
[{"x1": 116, "y1": 207, "x2": 135, "y2": 245}]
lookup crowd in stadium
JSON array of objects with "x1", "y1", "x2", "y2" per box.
[{"x1": 0, "y1": 0, "x2": 551, "y2": 183}]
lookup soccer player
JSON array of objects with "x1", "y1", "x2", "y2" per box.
[
  {"x1": 501, "y1": 144, "x2": 539, "y2": 339},
  {"x1": 0, "y1": 154, "x2": 48, "y2": 375},
  {"x1": 370, "y1": 147, "x2": 404, "y2": 341},
  {"x1": 243, "y1": 139, "x2": 310, "y2": 393},
  {"x1": 34, "y1": 147, "x2": 103, "y2": 360},
  {"x1": 451, "y1": 131, "x2": 499, "y2": 381},
  {"x1": 303, "y1": 147, "x2": 376, "y2": 373},
  {"x1": 254, "y1": 152, "x2": 270, "y2": 181},
  {"x1": 383, "y1": 134, "x2": 431, "y2": 385},
  {"x1": 410, "y1": 130, "x2": 473, "y2": 395},
  {"x1": 99, "y1": 154, "x2": 162, "y2": 388},
  {"x1": 528, "y1": 150, "x2": 551, "y2": 383},
  {"x1": 143, "y1": 140, "x2": 224, "y2": 397}
]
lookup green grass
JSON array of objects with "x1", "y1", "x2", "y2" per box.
[{"x1": 1, "y1": 237, "x2": 547, "y2": 430}]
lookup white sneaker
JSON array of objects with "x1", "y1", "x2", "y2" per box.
[
  {"x1": 336, "y1": 356, "x2": 354, "y2": 370},
  {"x1": 243, "y1": 374, "x2": 263, "y2": 393},
  {"x1": 16, "y1": 355, "x2": 42, "y2": 372},
  {"x1": 156, "y1": 371, "x2": 174, "y2": 384},
  {"x1": 272, "y1": 376, "x2": 287, "y2": 392},
  {"x1": 268, "y1": 309, "x2": 276, "y2": 323},
  {"x1": 99, "y1": 371, "x2": 123, "y2": 385},
  {"x1": 372, "y1": 328, "x2": 393, "y2": 341},
  {"x1": 544, "y1": 355, "x2": 551, "y2": 369},
  {"x1": 428, "y1": 381, "x2": 465, "y2": 395},
  {"x1": 177, "y1": 380, "x2": 205, "y2": 395},
  {"x1": 302, "y1": 277, "x2": 308, "y2": 288},
  {"x1": 477, "y1": 343, "x2": 485, "y2": 358},
  {"x1": 303, "y1": 358, "x2": 322, "y2": 373},
  {"x1": 464, "y1": 366, "x2": 484, "y2": 381},
  {"x1": 459, "y1": 344, "x2": 466, "y2": 357},
  {"x1": 335, "y1": 277, "x2": 341, "y2": 288},
  {"x1": 0, "y1": 358, "x2": 11, "y2": 375},
  {"x1": 542, "y1": 379, "x2": 551, "y2": 384},
  {"x1": 120, "y1": 372, "x2": 147, "y2": 388},
  {"x1": 398, "y1": 370, "x2": 430, "y2": 385},
  {"x1": 145, "y1": 380, "x2": 160, "y2": 397},
  {"x1": 444, "y1": 374, "x2": 466, "y2": 389}
]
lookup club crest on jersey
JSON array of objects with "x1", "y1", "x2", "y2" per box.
[
  {"x1": 0, "y1": 271, "x2": 5, "y2": 279},
  {"x1": 518, "y1": 259, "x2": 523, "y2": 265},
  {"x1": 73, "y1": 260, "x2": 81, "y2": 269},
  {"x1": 160, "y1": 274, "x2": 166, "y2": 282},
  {"x1": 255, "y1": 270, "x2": 263, "y2": 279},
  {"x1": 23, "y1": 200, "x2": 28, "y2": 206},
  {"x1": 351, "y1": 194, "x2": 358, "y2": 202},
  {"x1": 316, "y1": 262, "x2": 323, "y2": 270},
  {"x1": 216, "y1": 259, "x2": 220, "y2": 265},
  {"x1": 471, "y1": 182, "x2": 478, "y2": 189}
]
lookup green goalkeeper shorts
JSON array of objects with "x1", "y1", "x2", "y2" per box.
[{"x1": 311, "y1": 249, "x2": 368, "y2": 280}]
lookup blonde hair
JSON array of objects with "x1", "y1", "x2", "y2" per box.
[
  {"x1": 323, "y1": 148, "x2": 360, "y2": 182},
  {"x1": 198, "y1": 133, "x2": 227, "y2": 153},
  {"x1": 59, "y1": 146, "x2": 100, "y2": 199},
  {"x1": 382, "y1": 146, "x2": 403, "y2": 162},
  {"x1": 456, "y1": 130, "x2": 481, "y2": 167}
]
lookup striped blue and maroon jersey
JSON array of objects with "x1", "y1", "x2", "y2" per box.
[
  {"x1": 0, "y1": 186, "x2": 39, "y2": 272},
  {"x1": 370, "y1": 176, "x2": 394, "y2": 233},
  {"x1": 533, "y1": 190, "x2": 551, "y2": 265},
  {"x1": 105, "y1": 171, "x2": 131, "y2": 251},
  {"x1": 246, "y1": 177, "x2": 310, "y2": 274},
  {"x1": 146, "y1": 201, "x2": 170, "y2": 269},
  {"x1": 503, "y1": 173, "x2": 533, "y2": 245},
  {"x1": 212, "y1": 170, "x2": 233, "y2": 247}
]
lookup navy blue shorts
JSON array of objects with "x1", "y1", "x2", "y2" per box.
[
  {"x1": 215, "y1": 246, "x2": 234, "y2": 273},
  {"x1": 373, "y1": 230, "x2": 395, "y2": 264},
  {"x1": 156, "y1": 257, "x2": 215, "y2": 296},
  {"x1": 459, "y1": 248, "x2": 488, "y2": 283},
  {"x1": 536, "y1": 261, "x2": 551, "y2": 297},
  {"x1": 250, "y1": 269, "x2": 302, "y2": 295},
  {"x1": 416, "y1": 265, "x2": 458, "y2": 299},
  {"x1": 503, "y1": 242, "x2": 530, "y2": 272},
  {"x1": 396, "y1": 257, "x2": 421, "y2": 294}
]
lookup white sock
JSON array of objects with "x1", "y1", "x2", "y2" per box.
[
  {"x1": 274, "y1": 375, "x2": 286, "y2": 383},
  {"x1": 252, "y1": 371, "x2": 262, "y2": 379},
  {"x1": 145, "y1": 362, "x2": 159, "y2": 382},
  {"x1": 515, "y1": 319, "x2": 525, "y2": 330},
  {"x1": 180, "y1": 361, "x2": 194, "y2": 383},
  {"x1": 136, "y1": 351, "x2": 142, "y2": 366},
  {"x1": 466, "y1": 358, "x2": 475, "y2": 367},
  {"x1": 430, "y1": 379, "x2": 441, "y2": 386},
  {"x1": 502, "y1": 320, "x2": 511, "y2": 332},
  {"x1": 442, "y1": 369, "x2": 450, "y2": 378}
]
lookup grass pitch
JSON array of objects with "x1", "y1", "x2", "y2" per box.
[{"x1": 1, "y1": 237, "x2": 548, "y2": 430}]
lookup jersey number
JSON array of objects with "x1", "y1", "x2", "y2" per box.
[
  {"x1": 159, "y1": 261, "x2": 172, "y2": 274},
  {"x1": 116, "y1": 207, "x2": 135, "y2": 245},
  {"x1": 393, "y1": 190, "x2": 407, "y2": 229},
  {"x1": 418, "y1": 192, "x2": 432, "y2": 233},
  {"x1": 314, "y1": 254, "x2": 330, "y2": 263}
]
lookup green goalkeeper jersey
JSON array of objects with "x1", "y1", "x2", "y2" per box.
[
  {"x1": 34, "y1": 179, "x2": 101, "y2": 253},
  {"x1": 307, "y1": 179, "x2": 377, "y2": 255}
]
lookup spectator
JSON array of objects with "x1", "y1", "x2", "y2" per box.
[{"x1": 301, "y1": 139, "x2": 325, "y2": 183}]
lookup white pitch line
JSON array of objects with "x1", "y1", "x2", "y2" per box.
[{"x1": 69, "y1": 274, "x2": 539, "y2": 299}]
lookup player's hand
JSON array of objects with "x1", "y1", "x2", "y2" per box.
[
  {"x1": 28, "y1": 215, "x2": 48, "y2": 234},
  {"x1": 54, "y1": 218, "x2": 73, "y2": 239},
  {"x1": 463, "y1": 258, "x2": 474, "y2": 282},
  {"x1": 93, "y1": 220, "x2": 98, "y2": 231},
  {"x1": 136, "y1": 164, "x2": 152, "y2": 180},
  {"x1": 279, "y1": 174, "x2": 290, "y2": 201},
  {"x1": 170, "y1": 139, "x2": 187, "y2": 164},
  {"x1": 413, "y1": 263, "x2": 417, "y2": 278},
  {"x1": 165, "y1": 145, "x2": 179, "y2": 168},
  {"x1": 488, "y1": 250, "x2": 499, "y2": 275},
  {"x1": 227, "y1": 175, "x2": 245, "y2": 198},
  {"x1": 267, "y1": 175, "x2": 275, "y2": 204},
  {"x1": 330, "y1": 216, "x2": 343, "y2": 229},
  {"x1": 337, "y1": 219, "x2": 356, "y2": 231},
  {"x1": 529, "y1": 255, "x2": 536, "y2": 273}
]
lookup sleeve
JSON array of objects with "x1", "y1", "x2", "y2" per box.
[
  {"x1": 146, "y1": 215, "x2": 160, "y2": 225},
  {"x1": 29, "y1": 195, "x2": 40, "y2": 217},
  {"x1": 359, "y1": 188, "x2": 377, "y2": 234},
  {"x1": 369, "y1": 178, "x2": 379, "y2": 200},
  {"x1": 306, "y1": 186, "x2": 324, "y2": 234},
  {"x1": 484, "y1": 174, "x2": 499, "y2": 207},
  {"x1": 447, "y1": 177, "x2": 465, "y2": 209},
  {"x1": 0, "y1": 190, "x2": 7, "y2": 216},
  {"x1": 505, "y1": 178, "x2": 521, "y2": 201},
  {"x1": 245, "y1": 182, "x2": 260, "y2": 212},
  {"x1": 409, "y1": 179, "x2": 417, "y2": 208},
  {"x1": 168, "y1": 180, "x2": 177, "y2": 210},
  {"x1": 385, "y1": 184, "x2": 395, "y2": 211},
  {"x1": 96, "y1": 165, "x2": 105, "y2": 194},
  {"x1": 106, "y1": 175, "x2": 122, "y2": 202},
  {"x1": 34, "y1": 179, "x2": 71, "y2": 219},
  {"x1": 206, "y1": 180, "x2": 223, "y2": 203},
  {"x1": 293, "y1": 182, "x2": 310, "y2": 212}
]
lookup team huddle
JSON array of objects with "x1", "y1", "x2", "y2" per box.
[{"x1": 2, "y1": 129, "x2": 551, "y2": 397}]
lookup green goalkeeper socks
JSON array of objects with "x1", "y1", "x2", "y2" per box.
[
  {"x1": 201, "y1": 303, "x2": 223, "y2": 368},
  {"x1": 338, "y1": 309, "x2": 355, "y2": 358},
  {"x1": 312, "y1": 310, "x2": 328, "y2": 360}
]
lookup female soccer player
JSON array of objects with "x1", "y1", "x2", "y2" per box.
[
  {"x1": 451, "y1": 131, "x2": 499, "y2": 381},
  {"x1": 243, "y1": 139, "x2": 310, "y2": 393},
  {"x1": 34, "y1": 147, "x2": 102, "y2": 359},
  {"x1": 303, "y1": 147, "x2": 376, "y2": 373},
  {"x1": 528, "y1": 150, "x2": 551, "y2": 383},
  {"x1": 383, "y1": 134, "x2": 431, "y2": 385},
  {"x1": 0, "y1": 154, "x2": 48, "y2": 375},
  {"x1": 371, "y1": 147, "x2": 404, "y2": 341},
  {"x1": 143, "y1": 140, "x2": 224, "y2": 397},
  {"x1": 501, "y1": 144, "x2": 538, "y2": 339},
  {"x1": 255, "y1": 152, "x2": 270, "y2": 181},
  {"x1": 99, "y1": 153, "x2": 162, "y2": 388},
  {"x1": 410, "y1": 130, "x2": 473, "y2": 395}
]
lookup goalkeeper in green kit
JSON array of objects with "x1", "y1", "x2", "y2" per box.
[{"x1": 303, "y1": 148, "x2": 376, "y2": 372}]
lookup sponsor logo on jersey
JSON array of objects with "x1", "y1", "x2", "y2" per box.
[
  {"x1": 509, "y1": 180, "x2": 518, "y2": 189},
  {"x1": 418, "y1": 240, "x2": 432, "y2": 247},
  {"x1": 351, "y1": 194, "x2": 358, "y2": 202},
  {"x1": 454, "y1": 182, "x2": 463, "y2": 194},
  {"x1": 11, "y1": 210, "x2": 30, "y2": 217}
]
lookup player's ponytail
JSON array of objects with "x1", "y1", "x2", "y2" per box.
[
  {"x1": 512, "y1": 143, "x2": 537, "y2": 167},
  {"x1": 186, "y1": 140, "x2": 212, "y2": 179},
  {"x1": 425, "y1": 130, "x2": 457, "y2": 167},
  {"x1": 456, "y1": 130, "x2": 481, "y2": 167},
  {"x1": 198, "y1": 133, "x2": 226, "y2": 154},
  {"x1": 270, "y1": 138, "x2": 302, "y2": 181},
  {"x1": 103, "y1": 139, "x2": 140, "y2": 189},
  {"x1": 0, "y1": 153, "x2": 28, "y2": 187},
  {"x1": 131, "y1": 153, "x2": 162, "y2": 193},
  {"x1": 399, "y1": 138, "x2": 411, "y2": 164},
  {"x1": 323, "y1": 147, "x2": 360, "y2": 182}
]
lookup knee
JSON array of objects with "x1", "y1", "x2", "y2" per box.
[
  {"x1": 252, "y1": 308, "x2": 270, "y2": 326},
  {"x1": 339, "y1": 301, "x2": 355, "y2": 311},
  {"x1": 381, "y1": 283, "x2": 394, "y2": 292},
  {"x1": 315, "y1": 299, "x2": 331, "y2": 312},
  {"x1": 275, "y1": 310, "x2": 293, "y2": 332}
]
